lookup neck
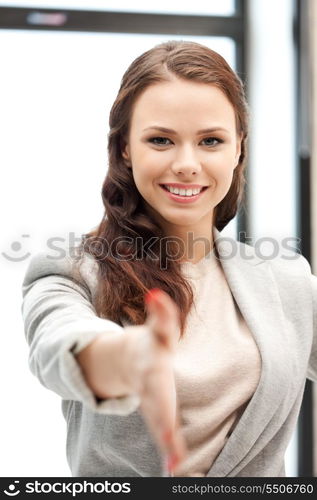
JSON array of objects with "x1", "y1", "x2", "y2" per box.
[
  {"x1": 162, "y1": 222, "x2": 214, "y2": 264},
  {"x1": 143, "y1": 202, "x2": 215, "y2": 264}
]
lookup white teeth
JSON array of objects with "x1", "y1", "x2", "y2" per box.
[{"x1": 164, "y1": 185, "x2": 203, "y2": 196}]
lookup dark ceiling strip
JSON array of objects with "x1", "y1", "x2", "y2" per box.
[{"x1": 0, "y1": 6, "x2": 243, "y2": 39}]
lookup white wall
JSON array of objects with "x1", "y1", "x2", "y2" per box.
[
  {"x1": 0, "y1": 27, "x2": 234, "y2": 476},
  {"x1": 0, "y1": 0, "x2": 299, "y2": 477},
  {"x1": 247, "y1": 0, "x2": 298, "y2": 476}
]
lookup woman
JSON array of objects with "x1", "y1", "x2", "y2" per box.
[{"x1": 21, "y1": 40, "x2": 317, "y2": 477}]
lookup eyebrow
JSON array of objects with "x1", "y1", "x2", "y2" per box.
[{"x1": 142, "y1": 125, "x2": 230, "y2": 134}]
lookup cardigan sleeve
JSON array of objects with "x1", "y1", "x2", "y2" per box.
[
  {"x1": 307, "y1": 273, "x2": 317, "y2": 382},
  {"x1": 21, "y1": 250, "x2": 140, "y2": 415}
]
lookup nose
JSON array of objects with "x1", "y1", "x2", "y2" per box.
[{"x1": 171, "y1": 145, "x2": 202, "y2": 177}]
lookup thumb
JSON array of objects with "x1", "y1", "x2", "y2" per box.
[{"x1": 145, "y1": 289, "x2": 181, "y2": 351}]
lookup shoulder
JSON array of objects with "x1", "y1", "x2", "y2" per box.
[
  {"x1": 216, "y1": 231, "x2": 311, "y2": 276},
  {"x1": 22, "y1": 246, "x2": 99, "y2": 294},
  {"x1": 233, "y1": 238, "x2": 312, "y2": 278},
  {"x1": 234, "y1": 240, "x2": 316, "y2": 304},
  {"x1": 264, "y1": 248, "x2": 311, "y2": 280}
]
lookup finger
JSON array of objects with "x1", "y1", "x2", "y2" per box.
[
  {"x1": 163, "y1": 394, "x2": 188, "y2": 471},
  {"x1": 139, "y1": 355, "x2": 176, "y2": 445},
  {"x1": 165, "y1": 427, "x2": 187, "y2": 464},
  {"x1": 140, "y1": 393, "x2": 187, "y2": 464},
  {"x1": 145, "y1": 289, "x2": 180, "y2": 350},
  {"x1": 139, "y1": 358, "x2": 187, "y2": 462}
]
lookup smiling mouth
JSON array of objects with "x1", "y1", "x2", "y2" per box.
[{"x1": 159, "y1": 185, "x2": 208, "y2": 196}]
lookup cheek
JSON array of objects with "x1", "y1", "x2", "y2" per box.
[
  {"x1": 141, "y1": 148, "x2": 168, "y2": 165},
  {"x1": 210, "y1": 147, "x2": 237, "y2": 164},
  {"x1": 207, "y1": 152, "x2": 236, "y2": 177},
  {"x1": 207, "y1": 157, "x2": 236, "y2": 194},
  {"x1": 133, "y1": 149, "x2": 168, "y2": 179},
  {"x1": 131, "y1": 160, "x2": 158, "y2": 192},
  {"x1": 216, "y1": 165, "x2": 235, "y2": 186}
]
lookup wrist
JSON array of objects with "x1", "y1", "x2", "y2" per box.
[{"x1": 76, "y1": 331, "x2": 132, "y2": 399}]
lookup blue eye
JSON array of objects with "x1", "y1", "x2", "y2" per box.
[
  {"x1": 201, "y1": 137, "x2": 222, "y2": 147},
  {"x1": 148, "y1": 137, "x2": 172, "y2": 146},
  {"x1": 148, "y1": 136, "x2": 223, "y2": 147}
]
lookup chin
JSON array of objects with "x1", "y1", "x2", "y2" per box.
[{"x1": 162, "y1": 214, "x2": 202, "y2": 226}]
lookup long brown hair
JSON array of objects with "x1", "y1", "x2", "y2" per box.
[{"x1": 73, "y1": 40, "x2": 249, "y2": 336}]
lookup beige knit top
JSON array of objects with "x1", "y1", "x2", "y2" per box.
[{"x1": 173, "y1": 246, "x2": 262, "y2": 477}]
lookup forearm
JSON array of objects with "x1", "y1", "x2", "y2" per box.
[
  {"x1": 75, "y1": 331, "x2": 132, "y2": 399},
  {"x1": 22, "y1": 252, "x2": 140, "y2": 415}
]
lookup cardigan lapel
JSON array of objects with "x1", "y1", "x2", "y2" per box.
[{"x1": 205, "y1": 227, "x2": 293, "y2": 477}]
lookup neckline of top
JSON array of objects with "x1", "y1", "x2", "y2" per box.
[{"x1": 179, "y1": 245, "x2": 220, "y2": 279}]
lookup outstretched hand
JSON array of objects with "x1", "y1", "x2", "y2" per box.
[{"x1": 123, "y1": 288, "x2": 187, "y2": 474}]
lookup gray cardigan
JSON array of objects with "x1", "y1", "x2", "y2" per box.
[{"x1": 21, "y1": 227, "x2": 317, "y2": 477}]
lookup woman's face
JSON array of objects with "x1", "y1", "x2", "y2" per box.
[{"x1": 122, "y1": 77, "x2": 241, "y2": 236}]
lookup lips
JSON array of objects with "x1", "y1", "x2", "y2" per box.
[
  {"x1": 159, "y1": 183, "x2": 208, "y2": 189},
  {"x1": 159, "y1": 184, "x2": 209, "y2": 204},
  {"x1": 159, "y1": 185, "x2": 208, "y2": 193}
]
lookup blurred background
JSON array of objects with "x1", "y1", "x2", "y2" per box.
[{"x1": 0, "y1": 0, "x2": 316, "y2": 477}]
